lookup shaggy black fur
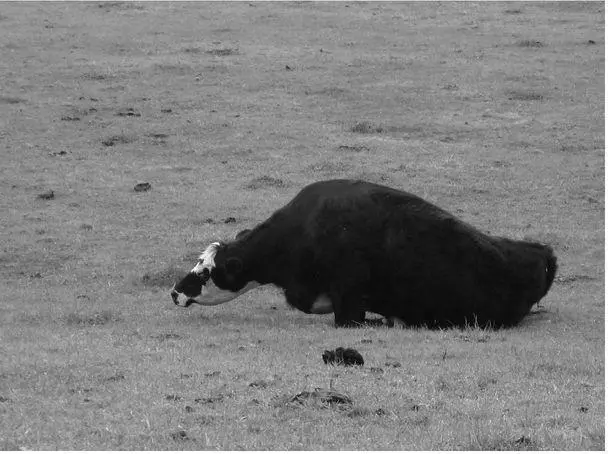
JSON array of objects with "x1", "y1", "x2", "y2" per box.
[{"x1": 176, "y1": 179, "x2": 557, "y2": 328}]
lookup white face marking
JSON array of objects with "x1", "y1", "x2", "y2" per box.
[
  {"x1": 190, "y1": 242, "x2": 220, "y2": 275},
  {"x1": 184, "y1": 242, "x2": 261, "y2": 306},
  {"x1": 310, "y1": 294, "x2": 334, "y2": 314}
]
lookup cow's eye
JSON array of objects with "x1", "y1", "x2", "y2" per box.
[{"x1": 196, "y1": 267, "x2": 211, "y2": 280}]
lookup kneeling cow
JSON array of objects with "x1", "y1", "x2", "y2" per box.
[{"x1": 171, "y1": 179, "x2": 557, "y2": 328}]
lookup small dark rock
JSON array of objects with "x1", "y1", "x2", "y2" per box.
[
  {"x1": 105, "y1": 372, "x2": 125, "y2": 382},
  {"x1": 361, "y1": 339, "x2": 373, "y2": 344},
  {"x1": 102, "y1": 135, "x2": 132, "y2": 146},
  {"x1": 0, "y1": 396, "x2": 11, "y2": 403},
  {"x1": 165, "y1": 394, "x2": 182, "y2": 401},
  {"x1": 223, "y1": 216, "x2": 237, "y2": 224},
  {"x1": 60, "y1": 115, "x2": 80, "y2": 121},
  {"x1": 285, "y1": 65, "x2": 293, "y2": 71},
  {"x1": 134, "y1": 182, "x2": 151, "y2": 192},
  {"x1": 194, "y1": 395, "x2": 224, "y2": 404},
  {"x1": 584, "y1": 196, "x2": 599, "y2": 204},
  {"x1": 184, "y1": 405, "x2": 194, "y2": 413},
  {"x1": 249, "y1": 379, "x2": 269, "y2": 389},
  {"x1": 49, "y1": 150, "x2": 68, "y2": 156},
  {"x1": 270, "y1": 306, "x2": 277, "y2": 310},
  {"x1": 29, "y1": 272, "x2": 42, "y2": 279},
  {"x1": 322, "y1": 347, "x2": 364, "y2": 366},
  {"x1": 579, "y1": 406, "x2": 589, "y2": 413},
  {"x1": 161, "y1": 108, "x2": 173, "y2": 113},
  {"x1": 204, "y1": 371, "x2": 220, "y2": 377},
  {"x1": 151, "y1": 333, "x2": 181, "y2": 341},
  {"x1": 116, "y1": 107, "x2": 141, "y2": 117},
  {"x1": 515, "y1": 436, "x2": 532, "y2": 446},
  {"x1": 37, "y1": 190, "x2": 55, "y2": 200},
  {"x1": 290, "y1": 389, "x2": 353, "y2": 407},
  {"x1": 170, "y1": 430, "x2": 189, "y2": 441},
  {"x1": 411, "y1": 404, "x2": 420, "y2": 411},
  {"x1": 375, "y1": 408, "x2": 387, "y2": 416},
  {"x1": 588, "y1": 40, "x2": 596, "y2": 44},
  {"x1": 370, "y1": 367, "x2": 384, "y2": 374},
  {"x1": 337, "y1": 144, "x2": 369, "y2": 152}
]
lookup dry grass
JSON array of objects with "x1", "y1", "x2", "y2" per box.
[{"x1": 0, "y1": 1, "x2": 603, "y2": 450}]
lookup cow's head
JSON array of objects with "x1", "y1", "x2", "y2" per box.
[{"x1": 171, "y1": 241, "x2": 259, "y2": 307}]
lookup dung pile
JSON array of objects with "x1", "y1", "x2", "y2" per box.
[{"x1": 322, "y1": 347, "x2": 364, "y2": 366}]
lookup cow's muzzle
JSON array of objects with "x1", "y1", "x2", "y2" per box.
[{"x1": 171, "y1": 288, "x2": 194, "y2": 307}]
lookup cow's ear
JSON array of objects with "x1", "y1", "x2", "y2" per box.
[
  {"x1": 225, "y1": 257, "x2": 243, "y2": 275},
  {"x1": 235, "y1": 229, "x2": 251, "y2": 240}
]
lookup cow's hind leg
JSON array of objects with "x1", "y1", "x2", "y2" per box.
[{"x1": 325, "y1": 252, "x2": 370, "y2": 327}]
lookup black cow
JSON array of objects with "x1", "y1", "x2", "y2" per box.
[{"x1": 171, "y1": 179, "x2": 557, "y2": 328}]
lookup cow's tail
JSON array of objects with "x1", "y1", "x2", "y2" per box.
[{"x1": 544, "y1": 246, "x2": 558, "y2": 296}]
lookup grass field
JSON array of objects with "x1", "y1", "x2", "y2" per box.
[{"x1": 0, "y1": 1, "x2": 604, "y2": 450}]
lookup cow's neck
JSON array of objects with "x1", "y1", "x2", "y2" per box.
[{"x1": 230, "y1": 222, "x2": 290, "y2": 288}]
